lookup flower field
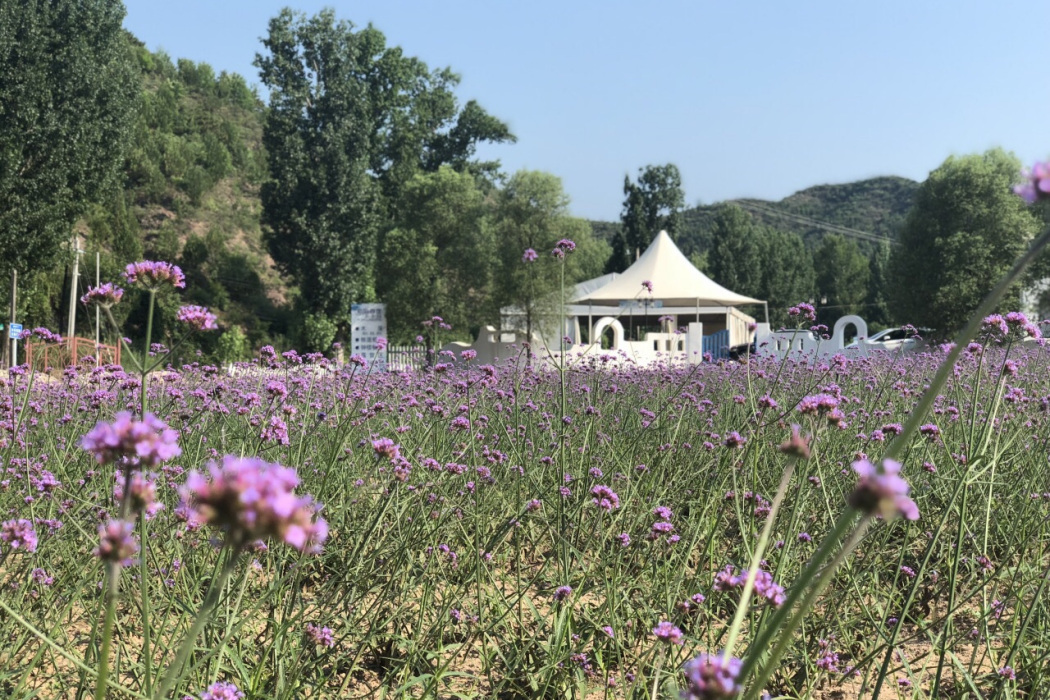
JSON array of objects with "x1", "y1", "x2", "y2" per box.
[{"x1": 3, "y1": 320, "x2": 1050, "y2": 698}]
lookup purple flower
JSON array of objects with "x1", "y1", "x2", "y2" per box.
[
  {"x1": 724, "y1": 431, "x2": 746, "y2": 448},
  {"x1": 642, "y1": 280, "x2": 653, "y2": 293},
  {"x1": 796, "y1": 393, "x2": 839, "y2": 416},
  {"x1": 123, "y1": 260, "x2": 186, "y2": 289},
  {"x1": 787, "y1": 302, "x2": 817, "y2": 322},
  {"x1": 114, "y1": 471, "x2": 164, "y2": 518},
  {"x1": 919, "y1": 423, "x2": 941, "y2": 439},
  {"x1": 590, "y1": 485, "x2": 621, "y2": 511},
  {"x1": 681, "y1": 651, "x2": 742, "y2": 698},
  {"x1": 305, "y1": 622, "x2": 335, "y2": 648},
  {"x1": 181, "y1": 456, "x2": 328, "y2": 553},
  {"x1": 753, "y1": 570, "x2": 786, "y2": 607},
  {"x1": 81, "y1": 282, "x2": 124, "y2": 307},
  {"x1": 81, "y1": 412, "x2": 181, "y2": 467},
  {"x1": 176, "y1": 305, "x2": 218, "y2": 331},
  {"x1": 21, "y1": 327, "x2": 62, "y2": 344},
  {"x1": 372, "y1": 438, "x2": 400, "y2": 461},
  {"x1": 553, "y1": 585, "x2": 572, "y2": 602},
  {"x1": 1014, "y1": 161, "x2": 1050, "y2": 204},
  {"x1": 849, "y1": 458, "x2": 920, "y2": 521},
  {"x1": 998, "y1": 666, "x2": 1016, "y2": 680},
  {"x1": 94, "y1": 519, "x2": 139, "y2": 564},
  {"x1": 652, "y1": 620, "x2": 684, "y2": 645},
  {"x1": 778, "y1": 425, "x2": 812, "y2": 459},
  {"x1": 522, "y1": 248, "x2": 538, "y2": 263},
  {"x1": 1, "y1": 519, "x2": 38, "y2": 553},
  {"x1": 31, "y1": 568, "x2": 53, "y2": 585},
  {"x1": 199, "y1": 682, "x2": 245, "y2": 700},
  {"x1": 555, "y1": 239, "x2": 576, "y2": 252}
]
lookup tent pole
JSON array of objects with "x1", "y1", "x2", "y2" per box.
[{"x1": 763, "y1": 301, "x2": 769, "y2": 325}]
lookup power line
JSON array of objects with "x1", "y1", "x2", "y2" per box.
[{"x1": 733, "y1": 200, "x2": 898, "y2": 247}]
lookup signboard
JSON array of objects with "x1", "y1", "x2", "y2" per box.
[
  {"x1": 350, "y1": 303, "x2": 387, "y2": 372},
  {"x1": 617, "y1": 300, "x2": 664, "y2": 310},
  {"x1": 8, "y1": 323, "x2": 22, "y2": 340}
]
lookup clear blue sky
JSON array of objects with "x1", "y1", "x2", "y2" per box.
[{"x1": 122, "y1": 0, "x2": 1049, "y2": 221}]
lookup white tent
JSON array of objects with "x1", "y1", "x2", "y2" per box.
[{"x1": 574, "y1": 230, "x2": 764, "y2": 309}]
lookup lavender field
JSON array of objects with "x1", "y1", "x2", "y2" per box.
[{"x1": 2, "y1": 306, "x2": 1049, "y2": 699}]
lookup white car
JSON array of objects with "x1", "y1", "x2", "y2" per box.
[{"x1": 846, "y1": 327, "x2": 926, "y2": 352}]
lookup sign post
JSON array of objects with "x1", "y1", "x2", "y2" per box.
[
  {"x1": 350, "y1": 303, "x2": 387, "y2": 372},
  {"x1": 9, "y1": 323, "x2": 22, "y2": 366}
]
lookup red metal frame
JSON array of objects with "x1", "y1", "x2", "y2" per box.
[{"x1": 25, "y1": 337, "x2": 121, "y2": 370}]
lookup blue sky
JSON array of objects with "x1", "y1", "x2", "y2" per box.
[{"x1": 122, "y1": 0, "x2": 1049, "y2": 221}]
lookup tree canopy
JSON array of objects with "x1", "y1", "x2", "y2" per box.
[
  {"x1": 495, "y1": 171, "x2": 606, "y2": 344},
  {"x1": 0, "y1": 0, "x2": 138, "y2": 277},
  {"x1": 889, "y1": 149, "x2": 1040, "y2": 334},
  {"x1": 607, "y1": 164, "x2": 684, "y2": 273},
  {"x1": 254, "y1": 8, "x2": 514, "y2": 322}
]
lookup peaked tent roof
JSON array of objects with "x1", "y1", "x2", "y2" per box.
[{"x1": 574, "y1": 230, "x2": 763, "y2": 307}]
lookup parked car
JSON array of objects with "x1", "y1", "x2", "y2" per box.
[
  {"x1": 846, "y1": 327, "x2": 929, "y2": 352},
  {"x1": 727, "y1": 340, "x2": 755, "y2": 361}
]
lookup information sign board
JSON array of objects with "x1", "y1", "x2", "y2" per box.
[{"x1": 350, "y1": 304, "x2": 387, "y2": 371}]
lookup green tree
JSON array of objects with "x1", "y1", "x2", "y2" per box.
[
  {"x1": 376, "y1": 166, "x2": 495, "y2": 343},
  {"x1": 495, "y1": 171, "x2": 599, "y2": 344},
  {"x1": 707, "y1": 204, "x2": 763, "y2": 298},
  {"x1": 889, "y1": 149, "x2": 1040, "y2": 334},
  {"x1": 756, "y1": 228, "x2": 815, "y2": 326},
  {"x1": 254, "y1": 8, "x2": 513, "y2": 322},
  {"x1": 814, "y1": 234, "x2": 870, "y2": 325},
  {"x1": 608, "y1": 164, "x2": 684, "y2": 272},
  {"x1": 865, "y1": 242, "x2": 893, "y2": 328},
  {"x1": 0, "y1": 0, "x2": 138, "y2": 278}
]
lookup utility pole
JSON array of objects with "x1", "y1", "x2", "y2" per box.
[
  {"x1": 8, "y1": 269, "x2": 16, "y2": 368},
  {"x1": 67, "y1": 234, "x2": 83, "y2": 341},
  {"x1": 95, "y1": 250, "x2": 100, "y2": 367}
]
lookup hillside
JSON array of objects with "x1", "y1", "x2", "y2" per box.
[
  {"x1": 56, "y1": 35, "x2": 292, "y2": 358},
  {"x1": 592, "y1": 176, "x2": 920, "y2": 260}
]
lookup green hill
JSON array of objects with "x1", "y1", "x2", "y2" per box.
[{"x1": 592, "y1": 175, "x2": 919, "y2": 261}]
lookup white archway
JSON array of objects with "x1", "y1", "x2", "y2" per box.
[
  {"x1": 591, "y1": 317, "x2": 625, "y2": 350},
  {"x1": 831, "y1": 314, "x2": 868, "y2": 349}
]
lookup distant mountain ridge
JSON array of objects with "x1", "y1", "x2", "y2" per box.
[{"x1": 591, "y1": 175, "x2": 920, "y2": 259}]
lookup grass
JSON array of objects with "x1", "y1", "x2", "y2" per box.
[{"x1": 2, "y1": 329, "x2": 1050, "y2": 698}]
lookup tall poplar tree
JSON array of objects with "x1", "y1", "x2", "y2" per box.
[
  {"x1": 0, "y1": 0, "x2": 138, "y2": 278},
  {"x1": 255, "y1": 8, "x2": 513, "y2": 321}
]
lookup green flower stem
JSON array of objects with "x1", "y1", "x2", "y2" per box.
[
  {"x1": 154, "y1": 546, "x2": 241, "y2": 699},
  {"x1": 141, "y1": 290, "x2": 156, "y2": 418},
  {"x1": 722, "y1": 460, "x2": 796, "y2": 664},
  {"x1": 95, "y1": 560, "x2": 122, "y2": 700},
  {"x1": 743, "y1": 514, "x2": 872, "y2": 699},
  {"x1": 140, "y1": 511, "x2": 152, "y2": 696},
  {"x1": 103, "y1": 306, "x2": 143, "y2": 374},
  {"x1": 738, "y1": 507, "x2": 859, "y2": 683}
]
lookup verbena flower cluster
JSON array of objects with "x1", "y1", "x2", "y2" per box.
[
  {"x1": 81, "y1": 412, "x2": 181, "y2": 467},
  {"x1": 176, "y1": 305, "x2": 219, "y2": 331},
  {"x1": 181, "y1": 456, "x2": 328, "y2": 553},
  {"x1": 123, "y1": 260, "x2": 186, "y2": 289},
  {"x1": 80, "y1": 282, "x2": 125, "y2": 307}
]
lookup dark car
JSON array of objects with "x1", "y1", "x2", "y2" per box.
[{"x1": 727, "y1": 341, "x2": 756, "y2": 362}]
